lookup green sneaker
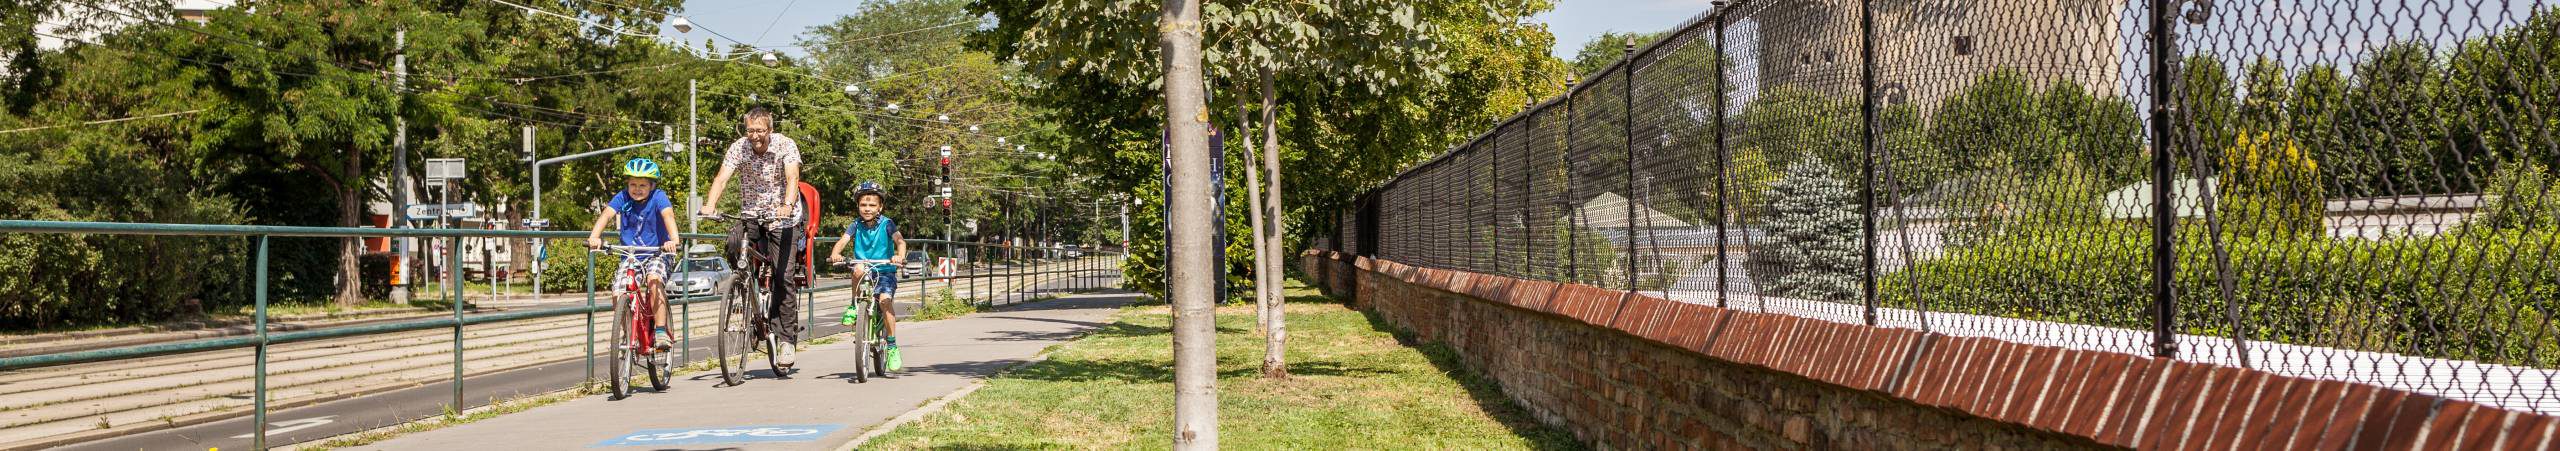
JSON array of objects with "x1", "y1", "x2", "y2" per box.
[
  {"x1": 884, "y1": 344, "x2": 903, "y2": 372},
  {"x1": 839, "y1": 305, "x2": 859, "y2": 326}
]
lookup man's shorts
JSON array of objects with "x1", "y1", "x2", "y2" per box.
[{"x1": 612, "y1": 255, "x2": 670, "y2": 290}]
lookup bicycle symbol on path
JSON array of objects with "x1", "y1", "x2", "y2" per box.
[{"x1": 594, "y1": 424, "x2": 844, "y2": 446}]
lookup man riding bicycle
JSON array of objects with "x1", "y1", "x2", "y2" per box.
[
  {"x1": 700, "y1": 107, "x2": 807, "y2": 368},
  {"x1": 586, "y1": 158, "x2": 682, "y2": 351},
  {"x1": 828, "y1": 181, "x2": 906, "y2": 372}
]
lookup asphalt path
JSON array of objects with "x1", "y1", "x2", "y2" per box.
[{"x1": 45, "y1": 271, "x2": 1119, "y2": 451}]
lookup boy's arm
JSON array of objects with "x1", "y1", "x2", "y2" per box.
[
  {"x1": 657, "y1": 205, "x2": 682, "y2": 252},
  {"x1": 891, "y1": 230, "x2": 908, "y2": 265},
  {"x1": 586, "y1": 208, "x2": 618, "y2": 247},
  {"x1": 828, "y1": 230, "x2": 851, "y2": 261}
]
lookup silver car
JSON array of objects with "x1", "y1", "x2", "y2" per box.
[
  {"x1": 903, "y1": 250, "x2": 929, "y2": 277},
  {"x1": 667, "y1": 257, "x2": 732, "y2": 296}
]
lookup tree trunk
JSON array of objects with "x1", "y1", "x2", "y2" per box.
[
  {"x1": 1238, "y1": 95, "x2": 1274, "y2": 338},
  {"x1": 1258, "y1": 69, "x2": 1289, "y2": 379},
  {"x1": 336, "y1": 149, "x2": 366, "y2": 307},
  {"x1": 1160, "y1": 1, "x2": 1218, "y2": 448}
]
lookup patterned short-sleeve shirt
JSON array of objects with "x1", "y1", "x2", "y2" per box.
[{"x1": 724, "y1": 133, "x2": 803, "y2": 227}]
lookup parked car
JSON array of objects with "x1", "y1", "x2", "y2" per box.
[
  {"x1": 1063, "y1": 246, "x2": 1084, "y2": 258},
  {"x1": 903, "y1": 250, "x2": 929, "y2": 277},
  {"x1": 667, "y1": 256, "x2": 732, "y2": 296}
]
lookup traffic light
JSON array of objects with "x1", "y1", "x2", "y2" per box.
[{"x1": 939, "y1": 145, "x2": 953, "y2": 210}]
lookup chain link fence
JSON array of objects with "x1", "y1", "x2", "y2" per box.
[{"x1": 1332, "y1": 0, "x2": 2560, "y2": 414}]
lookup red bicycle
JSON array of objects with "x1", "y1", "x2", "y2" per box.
[{"x1": 596, "y1": 245, "x2": 676, "y2": 399}]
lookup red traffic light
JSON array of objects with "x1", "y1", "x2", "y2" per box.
[
  {"x1": 941, "y1": 198, "x2": 952, "y2": 208},
  {"x1": 940, "y1": 157, "x2": 951, "y2": 166}
]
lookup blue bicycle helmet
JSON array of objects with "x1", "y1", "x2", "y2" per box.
[
  {"x1": 622, "y1": 158, "x2": 662, "y2": 179},
  {"x1": 854, "y1": 181, "x2": 886, "y2": 202}
]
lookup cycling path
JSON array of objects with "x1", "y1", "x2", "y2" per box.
[{"x1": 340, "y1": 289, "x2": 1140, "y2": 450}]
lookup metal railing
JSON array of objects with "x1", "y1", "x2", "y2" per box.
[
  {"x1": 0, "y1": 219, "x2": 1122, "y2": 449},
  {"x1": 1328, "y1": 1, "x2": 2560, "y2": 414}
]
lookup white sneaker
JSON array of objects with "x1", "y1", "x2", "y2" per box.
[{"x1": 778, "y1": 344, "x2": 797, "y2": 367}]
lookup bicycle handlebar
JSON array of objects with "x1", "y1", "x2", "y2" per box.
[{"x1": 590, "y1": 244, "x2": 677, "y2": 260}]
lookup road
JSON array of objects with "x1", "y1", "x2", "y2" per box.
[
  {"x1": 347, "y1": 290, "x2": 1137, "y2": 450},
  {"x1": 0, "y1": 258, "x2": 1119, "y2": 450}
]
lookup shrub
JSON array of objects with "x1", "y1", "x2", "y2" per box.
[{"x1": 1881, "y1": 224, "x2": 2560, "y2": 367}]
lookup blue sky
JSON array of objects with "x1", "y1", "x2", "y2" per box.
[{"x1": 660, "y1": 0, "x2": 1715, "y2": 60}]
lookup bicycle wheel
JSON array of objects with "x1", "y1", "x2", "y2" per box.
[
  {"x1": 609, "y1": 295, "x2": 631, "y2": 400},
  {"x1": 760, "y1": 270, "x2": 787, "y2": 378},
  {"x1": 639, "y1": 294, "x2": 669, "y2": 392},
  {"x1": 716, "y1": 278, "x2": 755, "y2": 386},
  {"x1": 850, "y1": 297, "x2": 871, "y2": 383}
]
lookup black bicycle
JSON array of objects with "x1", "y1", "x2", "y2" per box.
[{"x1": 706, "y1": 213, "x2": 791, "y2": 385}]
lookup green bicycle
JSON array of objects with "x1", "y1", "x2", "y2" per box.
[{"x1": 836, "y1": 259, "x2": 894, "y2": 383}]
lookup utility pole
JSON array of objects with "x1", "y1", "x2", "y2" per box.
[
  {"x1": 523, "y1": 127, "x2": 536, "y2": 300},
  {"x1": 689, "y1": 79, "x2": 700, "y2": 234},
  {"x1": 1160, "y1": 0, "x2": 1218, "y2": 447},
  {"x1": 391, "y1": 28, "x2": 411, "y2": 303}
]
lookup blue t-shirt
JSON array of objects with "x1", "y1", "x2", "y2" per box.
[
  {"x1": 608, "y1": 189, "x2": 673, "y2": 247},
  {"x1": 844, "y1": 216, "x2": 898, "y2": 261}
]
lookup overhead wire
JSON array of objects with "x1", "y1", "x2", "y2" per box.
[{"x1": 0, "y1": 109, "x2": 206, "y2": 134}]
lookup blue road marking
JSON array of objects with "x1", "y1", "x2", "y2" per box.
[{"x1": 593, "y1": 424, "x2": 844, "y2": 447}]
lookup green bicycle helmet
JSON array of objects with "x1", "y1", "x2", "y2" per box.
[{"x1": 622, "y1": 158, "x2": 662, "y2": 179}]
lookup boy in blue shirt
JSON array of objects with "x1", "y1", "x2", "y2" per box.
[
  {"x1": 827, "y1": 181, "x2": 906, "y2": 371},
  {"x1": 586, "y1": 158, "x2": 683, "y2": 350}
]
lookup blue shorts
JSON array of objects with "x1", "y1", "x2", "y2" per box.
[{"x1": 868, "y1": 266, "x2": 898, "y2": 296}]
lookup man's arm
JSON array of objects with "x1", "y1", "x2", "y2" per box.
[
  {"x1": 700, "y1": 164, "x2": 735, "y2": 217},
  {"x1": 776, "y1": 160, "x2": 802, "y2": 219}
]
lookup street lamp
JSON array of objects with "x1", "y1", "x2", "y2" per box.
[
  {"x1": 670, "y1": 16, "x2": 693, "y2": 33},
  {"x1": 844, "y1": 84, "x2": 860, "y2": 95},
  {"x1": 886, "y1": 103, "x2": 901, "y2": 112},
  {"x1": 761, "y1": 51, "x2": 780, "y2": 66},
  {"x1": 936, "y1": 114, "x2": 950, "y2": 122}
]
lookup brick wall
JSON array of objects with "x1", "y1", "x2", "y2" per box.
[{"x1": 1300, "y1": 251, "x2": 2560, "y2": 450}]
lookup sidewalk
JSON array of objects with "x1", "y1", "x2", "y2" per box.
[{"x1": 338, "y1": 290, "x2": 1138, "y2": 451}]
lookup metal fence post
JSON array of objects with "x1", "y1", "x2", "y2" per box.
[
  {"x1": 1623, "y1": 41, "x2": 1641, "y2": 294},
  {"x1": 2144, "y1": 0, "x2": 2181, "y2": 359},
  {"x1": 1711, "y1": 5, "x2": 1732, "y2": 310},
  {"x1": 1858, "y1": 0, "x2": 1881, "y2": 327},
  {"x1": 1564, "y1": 77, "x2": 1579, "y2": 283},
  {"x1": 450, "y1": 235, "x2": 465, "y2": 412},
  {"x1": 253, "y1": 235, "x2": 269, "y2": 450},
  {"x1": 584, "y1": 248, "x2": 596, "y2": 385}
]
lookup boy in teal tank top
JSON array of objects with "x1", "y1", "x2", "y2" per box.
[{"x1": 827, "y1": 182, "x2": 906, "y2": 371}]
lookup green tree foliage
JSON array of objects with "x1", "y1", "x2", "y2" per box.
[
  {"x1": 1759, "y1": 159, "x2": 1861, "y2": 302},
  {"x1": 2217, "y1": 132, "x2": 2325, "y2": 235},
  {"x1": 1566, "y1": 31, "x2": 1664, "y2": 77},
  {"x1": 0, "y1": 0, "x2": 1089, "y2": 327},
  {"x1": 2470, "y1": 160, "x2": 2560, "y2": 231},
  {"x1": 971, "y1": 0, "x2": 1564, "y2": 300}
]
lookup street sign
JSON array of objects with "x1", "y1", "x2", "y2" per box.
[
  {"x1": 404, "y1": 203, "x2": 481, "y2": 220},
  {"x1": 934, "y1": 257, "x2": 958, "y2": 277},
  {"x1": 521, "y1": 219, "x2": 552, "y2": 229},
  {"x1": 425, "y1": 158, "x2": 466, "y2": 180}
]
